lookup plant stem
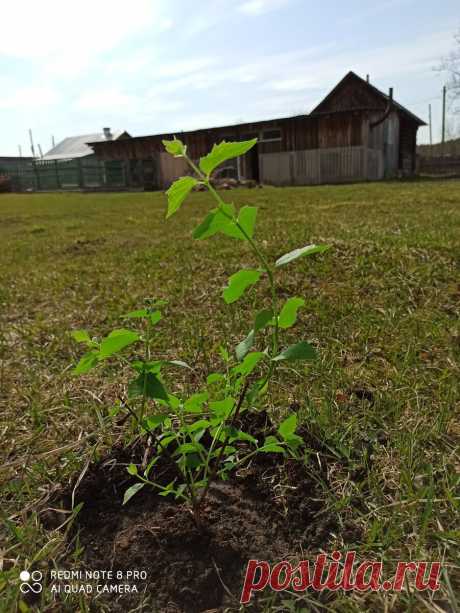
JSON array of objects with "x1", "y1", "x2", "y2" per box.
[
  {"x1": 139, "y1": 317, "x2": 151, "y2": 426},
  {"x1": 119, "y1": 396, "x2": 203, "y2": 527},
  {"x1": 185, "y1": 154, "x2": 280, "y2": 383},
  {"x1": 198, "y1": 379, "x2": 249, "y2": 507}
]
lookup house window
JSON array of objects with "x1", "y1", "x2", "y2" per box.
[{"x1": 260, "y1": 129, "x2": 282, "y2": 143}]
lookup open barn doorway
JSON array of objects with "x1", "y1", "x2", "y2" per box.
[{"x1": 248, "y1": 143, "x2": 260, "y2": 182}]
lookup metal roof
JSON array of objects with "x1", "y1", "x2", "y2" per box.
[{"x1": 42, "y1": 131, "x2": 126, "y2": 161}]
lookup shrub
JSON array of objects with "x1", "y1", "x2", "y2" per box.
[{"x1": 72, "y1": 138, "x2": 330, "y2": 527}]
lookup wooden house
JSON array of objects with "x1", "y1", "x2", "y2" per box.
[{"x1": 88, "y1": 72, "x2": 425, "y2": 189}]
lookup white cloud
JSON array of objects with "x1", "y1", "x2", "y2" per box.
[
  {"x1": 74, "y1": 87, "x2": 184, "y2": 116},
  {"x1": 75, "y1": 89, "x2": 139, "y2": 112},
  {"x1": 0, "y1": 86, "x2": 61, "y2": 109},
  {"x1": 238, "y1": 0, "x2": 291, "y2": 16},
  {"x1": 0, "y1": 0, "x2": 171, "y2": 69}
]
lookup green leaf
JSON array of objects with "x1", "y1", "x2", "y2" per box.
[
  {"x1": 238, "y1": 206, "x2": 258, "y2": 238},
  {"x1": 278, "y1": 414, "x2": 297, "y2": 439},
  {"x1": 73, "y1": 351, "x2": 98, "y2": 375},
  {"x1": 233, "y1": 430, "x2": 258, "y2": 444},
  {"x1": 158, "y1": 434, "x2": 177, "y2": 450},
  {"x1": 235, "y1": 308, "x2": 273, "y2": 361},
  {"x1": 71, "y1": 330, "x2": 91, "y2": 344},
  {"x1": 223, "y1": 269, "x2": 262, "y2": 304},
  {"x1": 254, "y1": 308, "x2": 274, "y2": 332},
  {"x1": 184, "y1": 392, "x2": 208, "y2": 413},
  {"x1": 159, "y1": 481, "x2": 177, "y2": 497},
  {"x1": 99, "y1": 329, "x2": 140, "y2": 359},
  {"x1": 210, "y1": 397, "x2": 235, "y2": 418},
  {"x1": 284, "y1": 433, "x2": 304, "y2": 449},
  {"x1": 128, "y1": 372, "x2": 168, "y2": 401},
  {"x1": 163, "y1": 138, "x2": 186, "y2": 157},
  {"x1": 139, "y1": 360, "x2": 162, "y2": 374},
  {"x1": 165, "y1": 359, "x2": 191, "y2": 369},
  {"x1": 127, "y1": 463, "x2": 138, "y2": 475},
  {"x1": 199, "y1": 139, "x2": 257, "y2": 176},
  {"x1": 278, "y1": 297, "x2": 305, "y2": 329},
  {"x1": 221, "y1": 206, "x2": 258, "y2": 240},
  {"x1": 175, "y1": 442, "x2": 205, "y2": 455},
  {"x1": 142, "y1": 414, "x2": 168, "y2": 431},
  {"x1": 236, "y1": 330, "x2": 254, "y2": 361},
  {"x1": 122, "y1": 309, "x2": 148, "y2": 319},
  {"x1": 233, "y1": 351, "x2": 265, "y2": 376},
  {"x1": 207, "y1": 372, "x2": 225, "y2": 385},
  {"x1": 165, "y1": 176, "x2": 198, "y2": 219},
  {"x1": 260, "y1": 436, "x2": 285, "y2": 454},
  {"x1": 275, "y1": 244, "x2": 330, "y2": 267},
  {"x1": 219, "y1": 345, "x2": 230, "y2": 362},
  {"x1": 192, "y1": 209, "x2": 229, "y2": 240},
  {"x1": 273, "y1": 341, "x2": 317, "y2": 362},
  {"x1": 125, "y1": 310, "x2": 161, "y2": 325},
  {"x1": 149, "y1": 311, "x2": 162, "y2": 326},
  {"x1": 188, "y1": 419, "x2": 211, "y2": 432},
  {"x1": 123, "y1": 483, "x2": 144, "y2": 505}
]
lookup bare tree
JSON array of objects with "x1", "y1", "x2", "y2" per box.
[{"x1": 440, "y1": 29, "x2": 460, "y2": 113}]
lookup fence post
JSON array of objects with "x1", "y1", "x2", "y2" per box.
[
  {"x1": 77, "y1": 159, "x2": 84, "y2": 188},
  {"x1": 54, "y1": 160, "x2": 61, "y2": 189},
  {"x1": 124, "y1": 160, "x2": 132, "y2": 188},
  {"x1": 33, "y1": 161, "x2": 41, "y2": 191}
]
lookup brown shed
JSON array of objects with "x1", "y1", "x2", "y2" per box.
[{"x1": 88, "y1": 71, "x2": 425, "y2": 189}]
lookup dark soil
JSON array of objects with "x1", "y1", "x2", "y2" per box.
[{"x1": 46, "y1": 414, "x2": 340, "y2": 612}]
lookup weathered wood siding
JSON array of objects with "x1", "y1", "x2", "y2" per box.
[
  {"x1": 159, "y1": 152, "x2": 188, "y2": 188},
  {"x1": 259, "y1": 147, "x2": 384, "y2": 186}
]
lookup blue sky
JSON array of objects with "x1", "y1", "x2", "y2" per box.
[{"x1": 1, "y1": 0, "x2": 458, "y2": 155}]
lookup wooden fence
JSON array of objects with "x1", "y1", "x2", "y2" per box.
[
  {"x1": 259, "y1": 146, "x2": 384, "y2": 186},
  {"x1": 418, "y1": 155, "x2": 460, "y2": 177},
  {"x1": 4, "y1": 158, "x2": 140, "y2": 192}
]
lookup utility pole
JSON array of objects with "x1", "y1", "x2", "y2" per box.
[
  {"x1": 29, "y1": 129, "x2": 36, "y2": 158},
  {"x1": 441, "y1": 85, "x2": 446, "y2": 156},
  {"x1": 428, "y1": 104, "x2": 432, "y2": 156},
  {"x1": 18, "y1": 145, "x2": 22, "y2": 158}
]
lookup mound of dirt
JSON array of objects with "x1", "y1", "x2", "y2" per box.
[{"x1": 46, "y1": 418, "x2": 337, "y2": 612}]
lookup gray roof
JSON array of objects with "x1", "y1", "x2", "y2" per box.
[{"x1": 42, "y1": 130, "x2": 126, "y2": 161}]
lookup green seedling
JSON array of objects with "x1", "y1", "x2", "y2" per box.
[{"x1": 71, "y1": 138, "x2": 330, "y2": 528}]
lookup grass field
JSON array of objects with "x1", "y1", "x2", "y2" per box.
[{"x1": 1, "y1": 180, "x2": 459, "y2": 612}]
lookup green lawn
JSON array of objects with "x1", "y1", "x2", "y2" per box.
[{"x1": 1, "y1": 181, "x2": 459, "y2": 612}]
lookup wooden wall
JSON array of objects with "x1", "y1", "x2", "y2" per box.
[
  {"x1": 259, "y1": 146, "x2": 384, "y2": 186},
  {"x1": 89, "y1": 106, "x2": 419, "y2": 186}
]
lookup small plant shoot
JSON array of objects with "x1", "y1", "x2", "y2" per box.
[{"x1": 71, "y1": 138, "x2": 330, "y2": 527}]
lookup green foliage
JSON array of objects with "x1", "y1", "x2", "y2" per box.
[
  {"x1": 192, "y1": 208, "x2": 230, "y2": 240},
  {"x1": 221, "y1": 205, "x2": 258, "y2": 240},
  {"x1": 278, "y1": 297, "x2": 305, "y2": 329},
  {"x1": 165, "y1": 176, "x2": 198, "y2": 218},
  {"x1": 123, "y1": 482, "x2": 144, "y2": 505},
  {"x1": 70, "y1": 137, "x2": 330, "y2": 525},
  {"x1": 71, "y1": 330, "x2": 92, "y2": 344},
  {"x1": 223, "y1": 269, "x2": 262, "y2": 304},
  {"x1": 99, "y1": 329, "x2": 140, "y2": 359},
  {"x1": 199, "y1": 139, "x2": 257, "y2": 176},
  {"x1": 273, "y1": 341, "x2": 317, "y2": 362},
  {"x1": 275, "y1": 244, "x2": 330, "y2": 267},
  {"x1": 128, "y1": 372, "x2": 168, "y2": 401},
  {"x1": 162, "y1": 138, "x2": 186, "y2": 157}
]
